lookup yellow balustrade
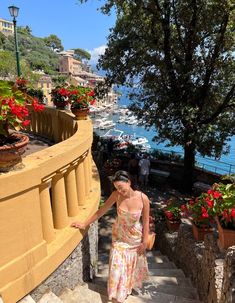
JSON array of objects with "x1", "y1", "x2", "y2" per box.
[
  {"x1": 0, "y1": 108, "x2": 100, "y2": 303},
  {"x1": 39, "y1": 181, "x2": 55, "y2": 243}
]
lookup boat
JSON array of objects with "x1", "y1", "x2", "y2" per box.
[
  {"x1": 99, "y1": 121, "x2": 116, "y2": 129},
  {"x1": 129, "y1": 136, "x2": 149, "y2": 146},
  {"x1": 101, "y1": 129, "x2": 124, "y2": 140},
  {"x1": 101, "y1": 129, "x2": 130, "y2": 150}
]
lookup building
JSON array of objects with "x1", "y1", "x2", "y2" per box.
[
  {"x1": 59, "y1": 50, "x2": 83, "y2": 75},
  {"x1": 36, "y1": 74, "x2": 53, "y2": 104},
  {"x1": 0, "y1": 18, "x2": 13, "y2": 36}
]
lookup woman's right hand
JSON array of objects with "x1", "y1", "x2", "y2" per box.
[{"x1": 71, "y1": 221, "x2": 87, "y2": 229}]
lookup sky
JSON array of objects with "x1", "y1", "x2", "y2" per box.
[{"x1": 0, "y1": 0, "x2": 116, "y2": 65}]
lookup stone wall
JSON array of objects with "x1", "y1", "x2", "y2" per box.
[
  {"x1": 156, "y1": 221, "x2": 235, "y2": 303},
  {"x1": 30, "y1": 222, "x2": 98, "y2": 301}
]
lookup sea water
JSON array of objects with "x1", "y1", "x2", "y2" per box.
[{"x1": 94, "y1": 94, "x2": 235, "y2": 175}]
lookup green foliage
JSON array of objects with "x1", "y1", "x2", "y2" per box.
[
  {"x1": 73, "y1": 48, "x2": 91, "y2": 60},
  {"x1": 43, "y1": 34, "x2": 64, "y2": 52},
  {"x1": 83, "y1": 0, "x2": 235, "y2": 191},
  {"x1": 0, "y1": 51, "x2": 16, "y2": 78},
  {"x1": 1, "y1": 31, "x2": 60, "y2": 75}
]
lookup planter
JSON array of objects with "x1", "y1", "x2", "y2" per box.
[
  {"x1": 53, "y1": 100, "x2": 68, "y2": 109},
  {"x1": 192, "y1": 222, "x2": 213, "y2": 241},
  {"x1": 0, "y1": 133, "x2": 29, "y2": 172},
  {"x1": 216, "y1": 217, "x2": 235, "y2": 250},
  {"x1": 71, "y1": 107, "x2": 89, "y2": 120},
  {"x1": 166, "y1": 218, "x2": 181, "y2": 232}
]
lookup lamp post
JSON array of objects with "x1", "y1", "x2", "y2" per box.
[{"x1": 8, "y1": 5, "x2": 21, "y2": 77}]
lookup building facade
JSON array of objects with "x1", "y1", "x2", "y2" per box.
[{"x1": 0, "y1": 18, "x2": 13, "y2": 36}]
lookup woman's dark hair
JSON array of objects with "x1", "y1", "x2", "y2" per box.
[{"x1": 112, "y1": 170, "x2": 131, "y2": 183}]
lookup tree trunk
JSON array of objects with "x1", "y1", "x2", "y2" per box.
[{"x1": 183, "y1": 142, "x2": 195, "y2": 193}]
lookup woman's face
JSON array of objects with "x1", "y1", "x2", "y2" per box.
[{"x1": 113, "y1": 180, "x2": 131, "y2": 196}]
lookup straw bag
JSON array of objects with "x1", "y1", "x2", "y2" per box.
[{"x1": 146, "y1": 232, "x2": 156, "y2": 250}]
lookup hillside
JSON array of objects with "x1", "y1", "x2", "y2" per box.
[{"x1": 0, "y1": 28, "x2": 61, "y2": 76}]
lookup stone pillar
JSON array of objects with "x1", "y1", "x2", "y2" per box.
[
  {"x1": 39, "y1": 181, "x2": 55, "y2": 243},
  {"x1": 64, "y1": 165, "x2": 79, "y2": 217},
  {"x1": 75, "y1": 159, "x2": 86, "y2": 206},
  {"x1": 51, "y1": 172, "x2": 68, "y2": 229}
]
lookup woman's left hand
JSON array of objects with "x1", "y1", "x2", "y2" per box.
[
  {"x1": 137, "y1": 242, "x2": 146, "y2": 255},
  {"x1": 71, "y1": 221, "x2": 86, "y2": 229}
]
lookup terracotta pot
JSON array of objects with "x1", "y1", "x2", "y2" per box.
[
  {"x1": 192, "y1": 222, "x2": 213, "y2": 241},
  {"x1": 53, "y1": 100, "x2": 68, "y2": 109},
  {"x1": 166, "y1": 218, "x2": 181, "y2": 232},
  {"x1": 71, "y1": 107, "x2": 89, "y2": 120},
  {"x1": 216, "y1": 217, "x2": 235, "y2": 250},
  {"x1": 0, "y1": 133, "x2": 29, "y2": 172}
]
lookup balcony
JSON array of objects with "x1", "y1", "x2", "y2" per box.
[{"x1": 0, "y1": 107, "x2": 100, "y2": 303}]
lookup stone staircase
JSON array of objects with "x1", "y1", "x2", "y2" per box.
[
  {"x1": 18, "y1": 209, "x2": 202, "y2": 303},
  {"x1": 19, "y1": 249, "x2": 202, "y2": 303}
]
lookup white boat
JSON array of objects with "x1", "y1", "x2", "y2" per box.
[
  {"x1": 93, "y1": 118, "x2": 108, "y2": 129},
  {"x1": 101, "y1": 129, "x2": 124, "y2": 140},
  {"x1": 101, "y1": 129, "x2": 130, "y2": 150},
  {"x1": 99, "y1": 120, "x2": 116, "y2": 129},
  {"x1": 129, "y1": 136, "x2": 149, "y2": 146}
]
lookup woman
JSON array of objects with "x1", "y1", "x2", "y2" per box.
[{"x1": 71, "y1": 170, "x2": 149, "y2": 303}]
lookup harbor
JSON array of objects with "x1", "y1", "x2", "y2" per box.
[{"x1": 90, "y1": 102, "x2": 235, "y2": 176}]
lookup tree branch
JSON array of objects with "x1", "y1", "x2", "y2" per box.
[{"x1": 200, "y1": 83, "x2": 235, "y2": 125}]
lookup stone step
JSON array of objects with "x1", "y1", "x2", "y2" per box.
[
  {"x1": 146, "y1": 250, "x2": 165, "y2": 257},
  {"x1": 59, "y1": 284, "x2": 106, "y2": 303},
  {"x1": 97, "y1": 267, "x2": 185, "y2": 278},
  {"x1": 98, "y1": 254, "x2": 169, "y2": 267},
  {"x1": 147, "y1": 255, "x2": 170, "y2": 263},
  {"x1": 38, "y1": 291, "x2": 63, "y2": 303},
  {"x1": 149, "y1": 276, "x2": 192, "y2": 287},
  {"x1": 87, "y1": 281, "x2": 198, "y2": 300},
  {"x1": 132, "y1": 284, "x2": 199, "y2": 300},
  {"x1": 98, "y1": 261, "x2": 176, "y2": 273},
  {"x1": 94, "y1": 274, "x2": 192, "y2": 288},
  {"x1": 61, "y1": 284, "x2": 201, "y2": 303},
  {"x1": 18, "y1": 296, "x2": 36, "y2": 303},
  {"x1": 125, "y1": 294, "x2": 201, "y2": 303}
]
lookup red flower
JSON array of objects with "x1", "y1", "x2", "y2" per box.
[
  {"x1": 22, "y1": 120, "x2": 30, "y2": 126},
  {"x1": 212, "y1": 191, "x2": 222, "y2": 199}
]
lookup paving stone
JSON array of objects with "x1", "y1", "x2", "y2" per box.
[
  {"x1": 37, "y1": 291, "x2": 63, "y2": 303},
  {"x1": 18, "y1": 296, "x2": 36, "y2": 303}
]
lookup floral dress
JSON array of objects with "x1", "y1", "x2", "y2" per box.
[{"x1": 107, "y1": 202, "x2": 149, "y2": 302}]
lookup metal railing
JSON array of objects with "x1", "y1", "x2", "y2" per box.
[{"x1": 150, "y1": 148, "x2": 235, "y2": 176}]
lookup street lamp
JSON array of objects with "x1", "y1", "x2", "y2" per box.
[{"x1": 8, "y1": 5, "x2": 21, "y2": 76}]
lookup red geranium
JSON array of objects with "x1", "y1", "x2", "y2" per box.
[
  {"x1": 69, "y1": 86, "x2": 96, "y2": 109},
  {"x1": 0, "y1": 80, "x2": 45, "y2": 145}
]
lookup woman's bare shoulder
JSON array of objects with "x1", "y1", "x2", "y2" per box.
[{"x1": 138, "y1": 191, "x2": 150, "y2": 203}]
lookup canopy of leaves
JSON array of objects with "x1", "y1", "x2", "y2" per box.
[
  {"x1": 43, "y1": 34, "x2": 64, "y2": 52},
  {"x1": 73, "y1": 48, "x2": 91, "y2": 60},
  {"x1": 94, "y1": 0, "x2": 235, "y2": 161}
]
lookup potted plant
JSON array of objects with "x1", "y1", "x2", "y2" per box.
[
  {"x1": 50, "y1": 85, "x2": 70, "y2": 109},
  {"x1": 182, "y1": 191, "x2": 217, "y2": 241},
  {"x1": 164, "y1": 198, "x2": 181, "y2": 232},
  {"x1": 211, "y1": 182, "x2": 235, "y2": 249},
  {"x1": 69, "y1": 86, "x2": 96, "y2": 120},
  {"x1": 0, "y1": 79, "x2": 44, "y2": 172}
]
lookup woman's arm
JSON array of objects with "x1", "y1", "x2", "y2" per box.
[
  {"x1": 138, "y1": 193, "x2": 150, "y2": 254},
  {"x1": 71, "y1": 191, "x2": 118, "y2": 229}
]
